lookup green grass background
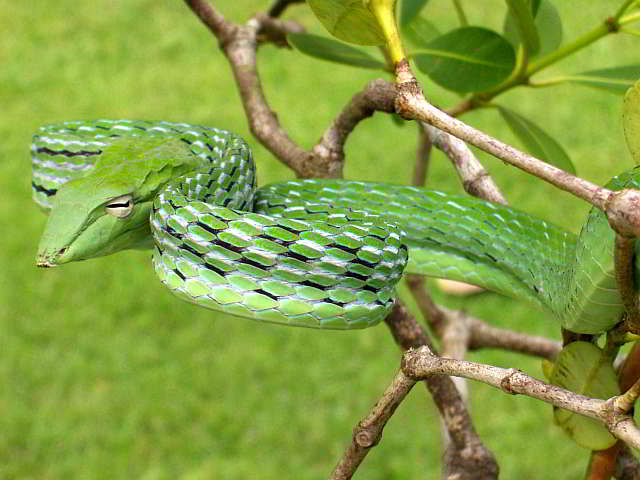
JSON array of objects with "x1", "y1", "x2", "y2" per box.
[{"x1": 2, "y1": 0, "x2": 638, "y2": 478}]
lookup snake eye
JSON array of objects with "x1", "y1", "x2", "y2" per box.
[{"x1": 105, "y1": 194, "x2": 134, "y2": 218}]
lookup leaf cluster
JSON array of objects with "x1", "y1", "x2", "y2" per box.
[{"x1": 290, "y1": 0, "x2": 640, "y2": 172}]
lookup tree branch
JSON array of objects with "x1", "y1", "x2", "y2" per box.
[
  {"x1": 184, "y1": 2, "x2": 401, "y2": 179},
  {"x1": 267, "y1": 0, "x2": 304, "y2": 18},
  {"x1": 314, "y1": 79, "x2": 396, "y2": 170},
  {"x1": 329, "y1": 369, "x2": 416, "y2": 480},
  {"x1": 254, "y1": 12, "x2": 305, "y2": 47},
  {"x1": 422, "y1": 123, "x2": 506, "y2": 204},
  {"x1": 616, "y1": 235, "x2": 640, "y2": 332},
  {"x1": 406, "y1": 276, "x2": 561, "y2": 359},
  {"x1": 403, "y1": 346, "x2": 640, "y2": 449},
  {"x1": 412, "y1": 124, "x2": 432, "y2": 187},
  {"x1": 394, "y1": 61, "x2": 640, "y2": 239},
  {"x1": 384, "y1": 304, "x2": 499, "y2": 480}
]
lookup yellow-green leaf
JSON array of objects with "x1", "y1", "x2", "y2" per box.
[
  {"x1": 307, "y1": 0, "x2": 386, "y2": 45},
  {"x1": 505, "y1": 0, "x2": 540, "y2": 55},
  {"x1": 550, "y1": 342, "x2": 618, "y2": 451}
]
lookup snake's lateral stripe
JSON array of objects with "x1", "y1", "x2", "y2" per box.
[{"x1": 33, "y1": 120, "x2": 639, "y2": 333}]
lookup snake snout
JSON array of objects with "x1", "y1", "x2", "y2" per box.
[{"x1": 35, "y1": 247, "x2": 67, "y2": 268}]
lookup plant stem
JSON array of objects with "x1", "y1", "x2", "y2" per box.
[
  {"x1": 616, "y1": 0, "x2": 638, "y2": 19},
  {"x1": 368, "y1": 0, "x2": 406, "y2": 63},
  {"x1": 528, "y1": 76, "x2": 570, "y2": 88},
  {"x1": 527, "y1": 22, "x2": 613, "y2": 76},
  {"x1": 620, "y1": 11, "x2": 640, "y2": 25},
  {"x1": 451, "y1": 0, "x2": 468, "y2": 26}
]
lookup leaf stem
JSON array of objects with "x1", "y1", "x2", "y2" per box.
[
  {"x1": 616, "y1": 0, "x2": 638, "y2": 19},
  {"x1": 527, "y1": 76, "x2": 570, "y2": 88},
  {"x1": 505, "y1": 0, "x2": 539, "y2": 57},
  {"x1": 527, "y1": 22, "x2": 613, "y2": 77},
  {"x1": 367, "y1": 0, "x2": 406, "y2": 63},
  {"x1": 620, "y1": 11, "x2": 640, "y2": 26},
  {"x1": 451, "y1": 0, "x2": 468, "y2": 26}
]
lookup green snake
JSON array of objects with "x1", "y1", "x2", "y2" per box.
[{"x1": 32, "y1": 120, "x2": 640, "y2": 334}]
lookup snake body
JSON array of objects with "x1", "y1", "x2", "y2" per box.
[{"x1": 32, "y1": 120, "x2": 639, "y2": 333}]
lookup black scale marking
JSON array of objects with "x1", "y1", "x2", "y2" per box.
[
  {"x1": 32, "y1": 181, "x2": 57, "y2": 197},
  {"x1": 36, "y1": 147, "x2": 102, "y2": 157}
]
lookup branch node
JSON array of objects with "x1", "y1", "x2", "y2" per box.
[
  {"x1": 353, "y1": 425, "x2": 379, "y2": 448},
  {"x1": 605, "y1": 16, "x2": 621, "y2": 33},
  {"x1": 401, "y1": 346, "x2": 438, "y2": 379},
  {"x1": 605, "y1": 188, "x2": 640, "y2": 238},
  {"x1": 499, "y1": 368, "x2": 522, "y2": 395}
]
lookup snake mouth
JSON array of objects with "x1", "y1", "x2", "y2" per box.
[
  {"x1": 36, "y1": 260, "x2": 56, "y2": 268},
  {"x1": 36, "y1": 247, "x2": 68, "y2": 268}
]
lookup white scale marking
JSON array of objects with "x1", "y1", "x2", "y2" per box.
[
  {"x1": 37, "y1": 136, "x2": 108, "y2": 147},
  {"x1": 32, "y1": 157, "x2": 94, "y2": 171}
]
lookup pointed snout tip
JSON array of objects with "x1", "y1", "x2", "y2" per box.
[
  {"x1": 36, "y1": 259, "x2": 56, "y2": 268},
  {"x1": 36, "y1": 248, "x2": 66, "y2": 268}
]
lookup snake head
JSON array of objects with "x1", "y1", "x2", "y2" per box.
[
  {"x1": 36, "y1": 176, "x2": 153, "y2": 267},
  {"x1": 35, "y1": 136, "x2": 199, "y2": 267}
]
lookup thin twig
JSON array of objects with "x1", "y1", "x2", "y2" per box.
[
  {"x1": 403, "y1": 346, "x2": 640, "y2": 449},
  {"x1": 405, "y1": 277, "x2": 561, "y2": 359},
  {"x1": 267, "y1": 0, "x2": 304, "y2": 18},
  {"x1": 329, "y1": 369, "x2": 416, "y2": 480},
  {"x1": 466, "y1": 316, "x2": 561, "y2": 359},
  {"x1": 616, "y1": 235, "x2": 640, "y2": 331},
  {"x1": 589, "y1": 343, "x2": 640, "y2": 478},
  {"x1": 411, "y1": 124, "x2": 432, "y2": 187},
  {"x1": 422, "y1": 123, "x2": 506, "y2": 204},
  {"x1": 394, "y1": 60, "x2": 640, "y2": 239},
  {"x1": 384, "y1": 304, "x2": 499, "y2": 480},
  {"x1": 314, "y1": 79, "x2": 396, "y2": 170},
  {"x1": 184, "y1": 1, "x2": 399, "y2": 179},
  {"x1": 255, "y1": 12, "x2": 305, "y2": 47}
]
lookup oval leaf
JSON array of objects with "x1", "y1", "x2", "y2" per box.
[
  {"x1": 563, "y1": 65, "x2": 640, "y2": 95},
  {"x1": 505, "y1": 0, "x2": 540, "y2": 55},
  {"x1": 624, "y1": 80, "x2": 640, "y2": 164},
  {"x1": 307, "y1": 0, "x2": 386, "y2": 45},
  {"x1": 498, "y1": 106, "x2": 575, "y2": 174},
  {"x1": 413, "y1": 27, "x2": 516, "y2": 93},
  {"x1": 504, "y1": 0, "x2": 562, "y2": 58},
  {"x1": 399, "y1": 0, "x2": 430, "y2": 26},
  {"x1": 550, "y1": 342, "x2": 619, "y2": 450},
  {"x1": 287, "y1": 33, "x2": 387, "y2": 70},
  {"x1": 402, "y1": 15, "x2": 440, "y2": 47}
]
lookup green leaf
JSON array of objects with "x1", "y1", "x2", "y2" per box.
[
  {"x1": 399, "y1": 0, "x2": 430, "y2": 26},
  {"x1": 413, "y1": 27, "x2": 516, "y2": 93},
  {"x1": 287, "y1": 33, "x2": 387, "y2": 70},
  {"x1": 505, "y1": 0, "x2": 540, "y2": 55},
  {"x1": 624, "y1": 80, "x2": 640, "y2": 164},
  {"x1": 505, "y1": 0, "x2": 562, "y2": 58},
  {"x1": 562, "y1": 65, "x2": 640, "y2": 95},
  {"x1": 550, "y1": 342, "x2": 618, "y2": 451},
  {"x1": 307, "y1": 0, "x2": 386, "y2": 45},
  {"x1": 498, "y1": 106, "x2": 575, "y2": 174},
  {"x1": 401, "y1": 15, "x2": 440, "y2": 47}
]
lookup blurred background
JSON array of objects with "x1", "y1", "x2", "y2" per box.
[{"x1": 1, "y1": 0, "x2": 638, "y2": 478}]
